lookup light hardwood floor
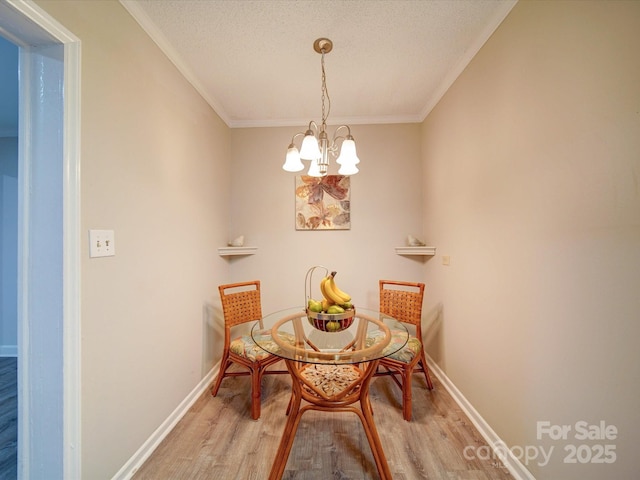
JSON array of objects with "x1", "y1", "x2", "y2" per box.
[{"x1": 132, "y1": 364, "x2": 514, "y2": 480}]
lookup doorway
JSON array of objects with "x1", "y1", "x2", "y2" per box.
[
  {"x1": 0, "y1": 1, "x2": 80, "y2": 477},
  {"x1": 0, "y1": 33, "x2": 18, "y2": 478}
]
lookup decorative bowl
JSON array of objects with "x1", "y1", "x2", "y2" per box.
[{"x1": 306, "y1": 308, "x2": 355, "y2": 332}]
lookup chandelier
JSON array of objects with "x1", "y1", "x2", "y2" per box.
[{"x1": 282, "y1": 38, "x2": 360, "y2": 177}]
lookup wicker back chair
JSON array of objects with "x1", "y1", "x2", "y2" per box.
[
  {"x1": 377, "y1": 280, "x2": 433, "y2": 421},
  {"x1": 211, "y1": 280, "x2": 283, "y2": 420}
]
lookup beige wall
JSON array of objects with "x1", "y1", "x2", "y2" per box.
[
  {"x1": 421, "y1": 1, "x2": 640, "y2": 478},
  {"x1": 36, "y1": 1, "x2": 232, "y2": 477}
]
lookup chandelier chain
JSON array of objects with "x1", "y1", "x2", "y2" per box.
[{"x1": 320, "y1": 50, "x2": 331, "y2": 127}]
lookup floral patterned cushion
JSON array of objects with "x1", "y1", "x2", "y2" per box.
[
  {"x1": 366, "y1": 329, "x2": 422, "y2": 364},
  {"x1": 230, "y1": 329, "x2": 295, "y2": 362}
]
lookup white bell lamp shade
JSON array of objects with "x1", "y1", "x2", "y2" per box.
[
  {"x1": 335, "y1": 138, "x2": 360, "y2": 165},
  {"x1": 307, "y1": 158, "x2": 323, "y2": 177},
  {"x1": 282, "y1": 145, "x2": 304, "y2": 172},
  {"x1": 299, "y1": 132, "x2": 321, "y2": 160},
  {"x1": 338, "y1": 162, "x2": 359, "y2": 175}
]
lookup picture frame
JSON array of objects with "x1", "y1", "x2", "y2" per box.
[{"x1": 295, "y1": 175, "x2": 351, "y2": 230}]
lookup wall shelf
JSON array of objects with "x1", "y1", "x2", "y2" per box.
[
  {"x1": 395, "y1": 246, "x2": 436, "y2": 256},
  {"x1": 218, "y1": 247, "x2": 258, "y2": 256}
]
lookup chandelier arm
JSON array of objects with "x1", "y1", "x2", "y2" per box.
[
  {"x1": 307, "y1": 120, "x2": 318, "y2": 133},
  {"x1": 330, "y1": 125, "x2": 352, "y2": 145},
  {"x1": 326, "y1": 142, "x2": 340, "y2": 158},
  {"x1": 289, "y1": 131, "x2": 306, "y2": 145}
]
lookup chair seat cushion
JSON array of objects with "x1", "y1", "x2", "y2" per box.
[
  {"x1": 367, "y1": 329, "x2": 422, "y2": 364},
  {"x1": 230, "y1": 330, "x2": 294, "y2": 362}
]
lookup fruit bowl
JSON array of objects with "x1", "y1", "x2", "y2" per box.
[
  {"x1": 304, "y1": 265, "x2": 354, "y2": 332},
  {"x1": 306, "y1": 308, "x2": 355, "y2": 332}
]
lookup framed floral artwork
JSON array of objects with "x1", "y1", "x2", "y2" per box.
[{"x1": 295, "y1": 175, "x2": 351, "y2": 230}]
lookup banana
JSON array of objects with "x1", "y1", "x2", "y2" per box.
[
  {"x1": 319, "y1": 276, "x2": 335, "y2": 308},
  {"x1": 324, "y1": 274, "x2": 349, "y2": 305},
  {"x1": 329, "y1": 272, "x2": 352, "y2": 303},
  {"x1": 319, "y1": 272, "x2": 352, "y2": 310}
]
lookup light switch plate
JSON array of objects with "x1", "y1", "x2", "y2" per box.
[{"x1": 89, "y1": 229, "x2": 115, "y2": 258}]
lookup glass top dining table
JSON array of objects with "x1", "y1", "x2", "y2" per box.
[
  {"x1": 251, "y1": 306, "x2": 408, "y2": 480},
  {"x1": 250, "y1": 306, "x2": 409, "y2": 365}
]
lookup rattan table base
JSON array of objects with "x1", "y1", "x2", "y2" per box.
[{"x1": 268, "y1": 359, "x2": 392, "y2": 480}]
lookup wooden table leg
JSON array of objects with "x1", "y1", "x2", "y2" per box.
[
  {"x1": 268, "y1": 361, "x2": 303, "y2": 480},
  {"x1": 357, "y1": 360, "x2": 393, "y2": 479}
]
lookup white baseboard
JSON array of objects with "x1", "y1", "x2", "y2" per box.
[
  {"x1": 0, "y1": 345, "x2": 18, "y2": 357},
  {"x1": 111, "y1": 363, "x2": 219, "y2": 480},
  {"x1": 426, "y1": 355, "x2": 536, "y2": 480}
]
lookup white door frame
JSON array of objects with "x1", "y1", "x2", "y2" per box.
[{"x1": 0, "y1": 0, "x2": 81, "y2": 478}]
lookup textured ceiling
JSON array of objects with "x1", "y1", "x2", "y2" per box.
[
  {"x1": 0, "y1": 2, "x2": 517, "y2": 133},
  {"x1": 122, "y1": 0, "x2": 516, "y2": 128}
]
